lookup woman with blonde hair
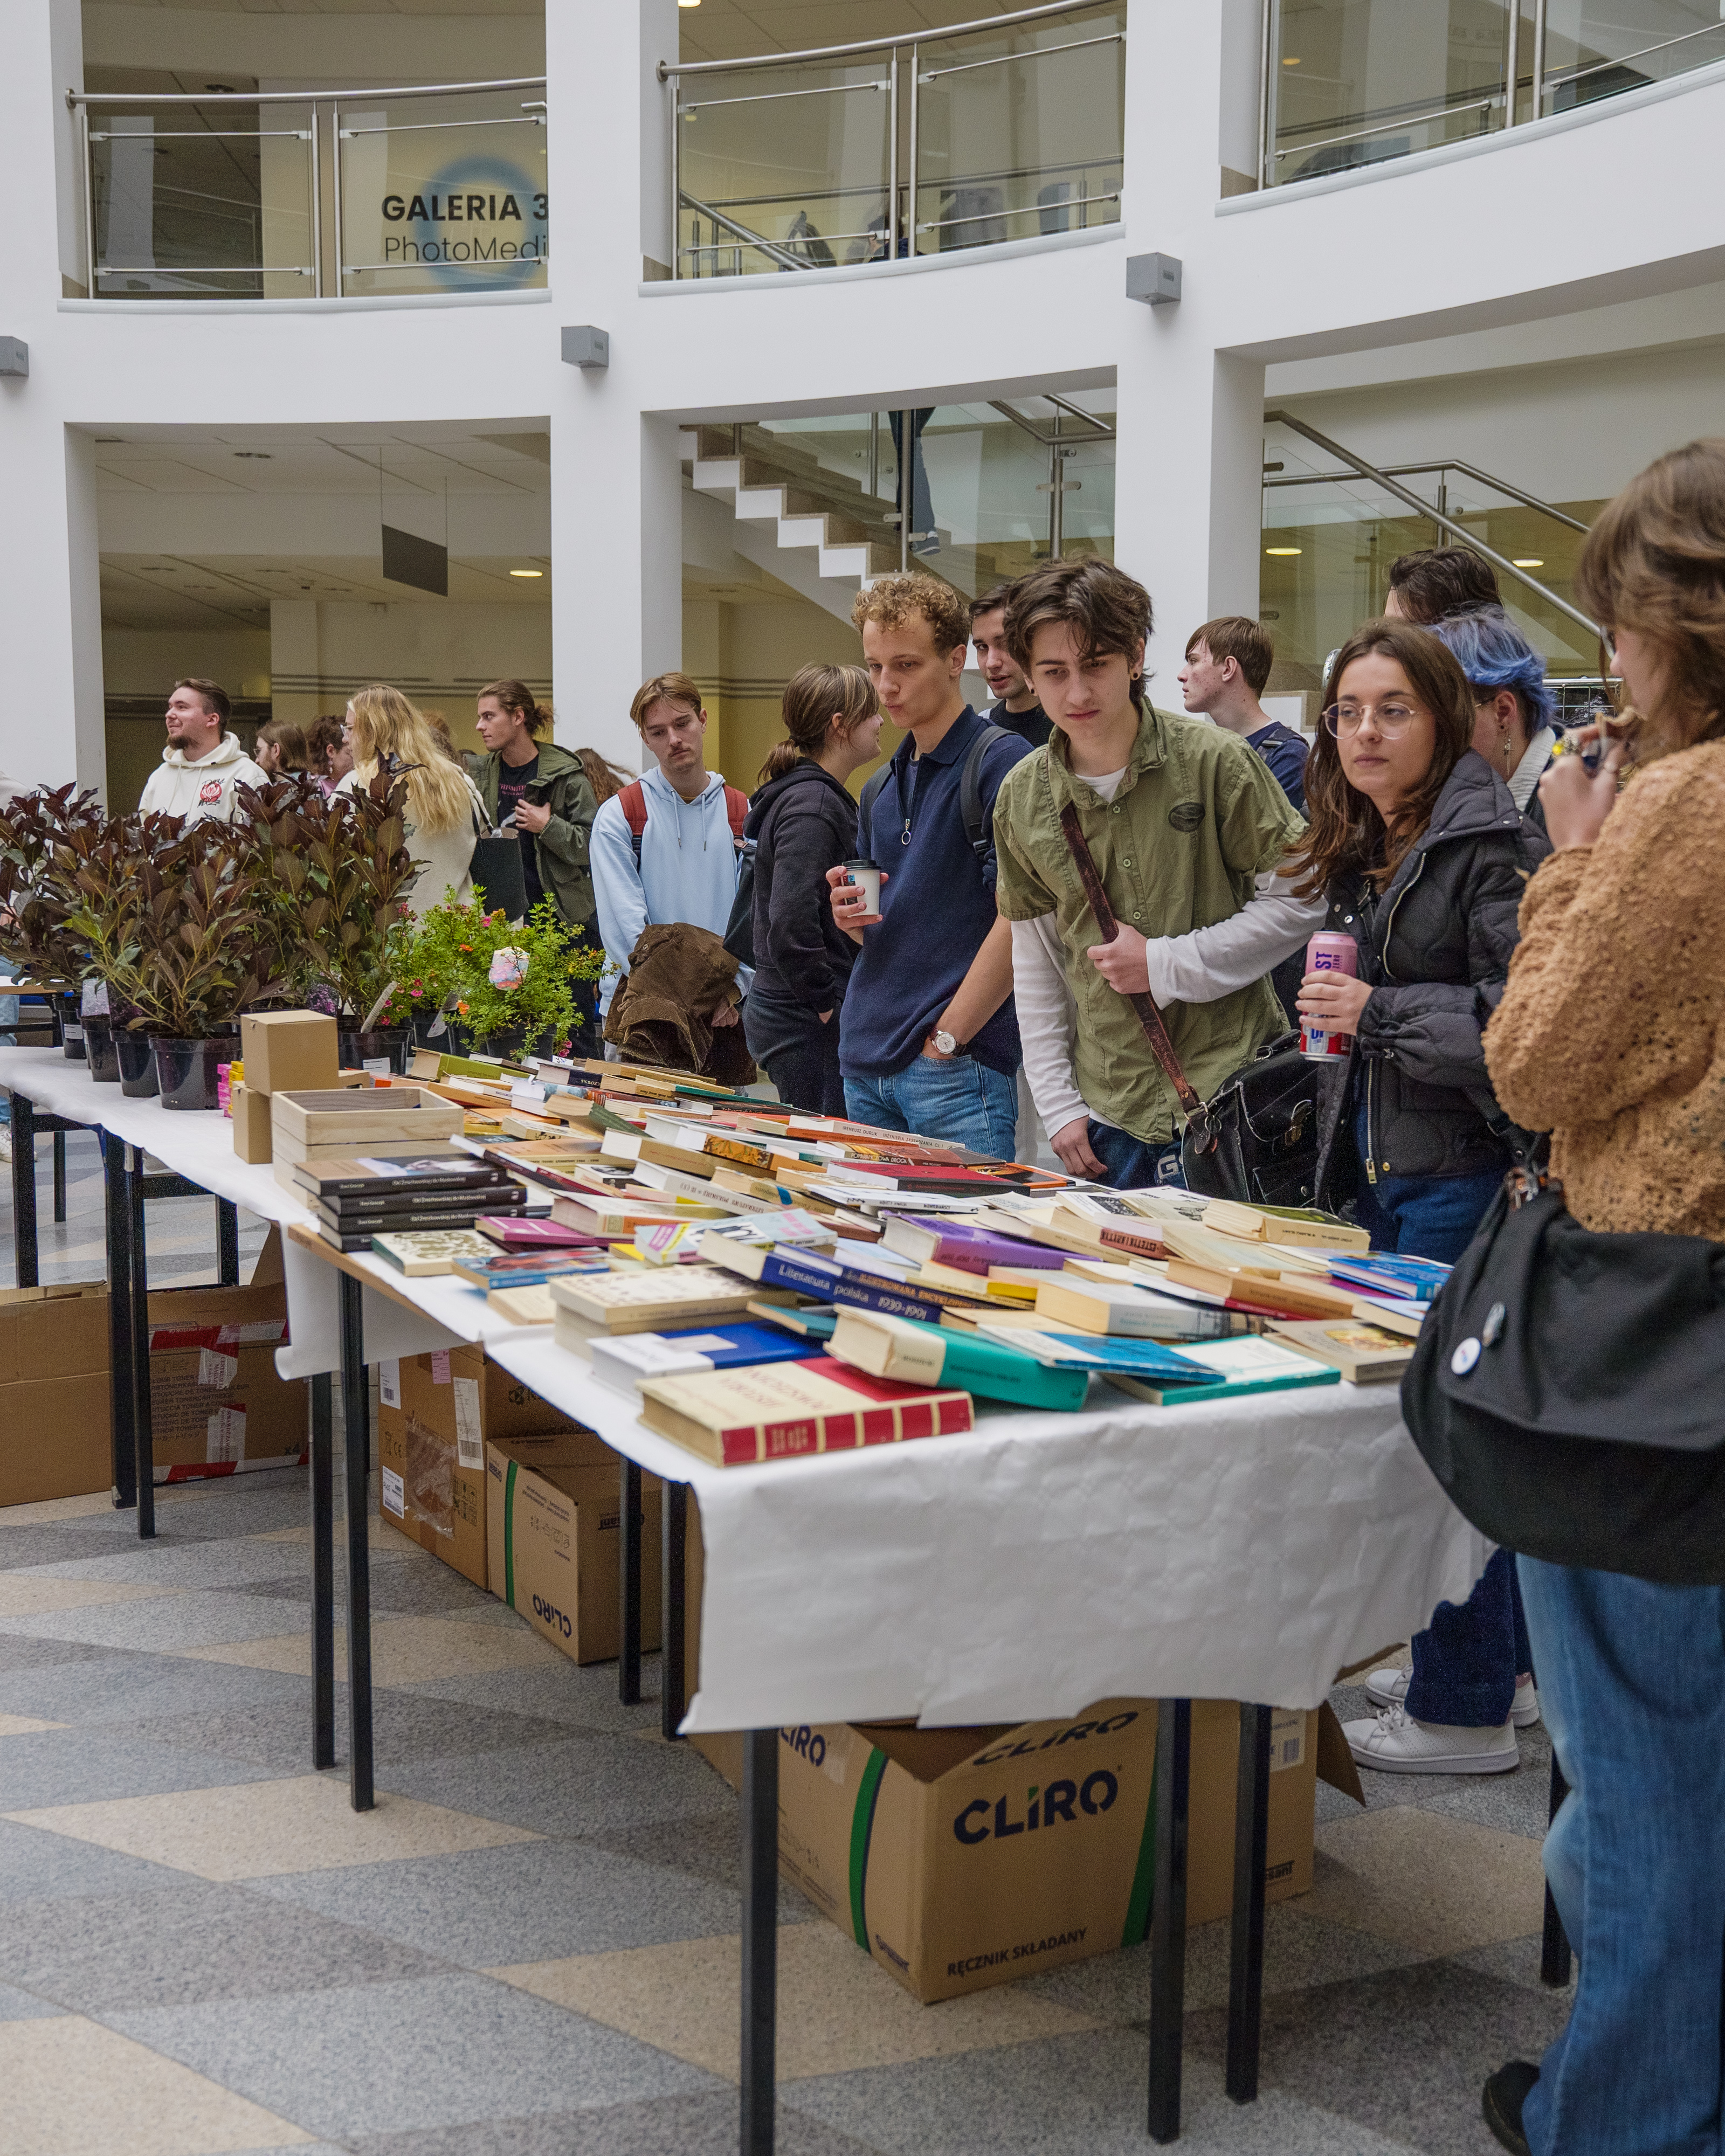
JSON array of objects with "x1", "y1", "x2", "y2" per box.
[
  {"x1": 1479, "y1": 440, "x2": 1725, "y2": 2156},
  {"x1": 741, "y1": 662, "x2": 883, "y2": 1111},
  {"x1": 336, "y1": 684, "x2": 488, "y2": 915}
]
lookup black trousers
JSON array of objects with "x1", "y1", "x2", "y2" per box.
[{"x1": 744, "y1": 987, "x2": 846, "y2": 1115}]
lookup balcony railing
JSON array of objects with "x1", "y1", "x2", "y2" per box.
[
  {"x1": 68, "y1": 77, "x2": 547, "y2": 300},
  {"x1": 658, "y1": 0, "x2": 1123, "y2": 281},
  {"x1": 1261, "y1": 1, "x2": 1725, "y2": 190}
]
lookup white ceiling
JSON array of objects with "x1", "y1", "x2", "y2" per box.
[{"x1": 94, "y1": 423, "x2": 551, "y2": 630}]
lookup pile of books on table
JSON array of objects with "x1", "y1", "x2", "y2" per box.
[
  {"x1": 293, "y1": 1153, "x2": 527, "y2": 1255},
  {"x1": 352, "y1": 1049, "x2": 1451, "y2": 1466}
]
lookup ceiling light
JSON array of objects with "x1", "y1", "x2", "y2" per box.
[
  {"x1": 1265, "y1": 546, "x2": 1302, "y2": 556},
  {"x1": 679, "y1": 1, "x2": 701, "y2": 9},
  {"x1": 1282, "y1": 56, "x2": 1301, "y2": 65},
  {"x1": 1512, "y1": 557, "x2": 1544, "y2": 568},
  {"x1": 509, "y1": 568, "x2": 544, "y2": 578}
]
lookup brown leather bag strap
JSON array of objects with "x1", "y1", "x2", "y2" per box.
[{"x1": 1057, "y1": 801, "x2": 1214, "y2": 1147}]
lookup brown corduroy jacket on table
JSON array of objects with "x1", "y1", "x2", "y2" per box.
[{"x1": 1485, "y1": 737, "x2": 1725, "y2": 1238}]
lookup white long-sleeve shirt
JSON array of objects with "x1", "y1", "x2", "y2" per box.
[{"x1": 1012, "y1": 866, "x2": 1327, "y2": 1137}]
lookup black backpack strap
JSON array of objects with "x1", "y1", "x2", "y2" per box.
[{"x1": 960, "y1": 724, "x2": 1010, "y2": 862}]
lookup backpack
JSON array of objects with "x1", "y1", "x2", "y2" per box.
[
  {"x1": 857, "y1": 724, "x2": 1009, "y2": 866},
  {"x1": 619, "y1": 778, "x2": 749, "y2": 867}
]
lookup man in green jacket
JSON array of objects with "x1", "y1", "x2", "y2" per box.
[
  {"x1": 472, "y1": 679, "x2": 599, "y2": 935},
  {"x1": 992, "y1": 559, "x2": 1321, "y2": 1188}
]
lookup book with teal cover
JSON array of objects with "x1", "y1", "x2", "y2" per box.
[
  {"x1": 1101, "y1": 1336, "x2": 1341, "y2": 1406},
  {"x1": 829, "y1": 1311, "x2": 1092, "y2": 1411}
]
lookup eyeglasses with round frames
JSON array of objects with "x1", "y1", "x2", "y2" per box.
[{"x1": 1322, "y1": 700, "x2": 1424, "y2": 738}]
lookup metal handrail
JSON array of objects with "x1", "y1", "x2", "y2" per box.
[
  {"x1": 1544, "y1": 13, "x2": 1725, "y2": 92},
  {"x1": 681, "y1": 78, "x2": 889, "y2": 116},
  {"x1": 918, "y1": 29, "x2": 1123, "y2": 84},
  {"x1": 919, "y1": 190, "x2": 1118, "y2": 234},
  {"x1": 678, "y1": 189, "x2": 813, "y2": 273},
  {"x1": 659, "y1": 0, "x2": 1113, "y2": 79},
  {"x1": 68, "y1": 76, "x2": 544, "y2": 108},
  {"x1": 1272, "y1": 95, "x2": 1495, "y2": 163},
  {"x1": 1266, "y1": 457, "x2": 1589, "y2": 535},
  {"x1": 1264, "y1": 411, "x2": 1603, "y2": 638}
]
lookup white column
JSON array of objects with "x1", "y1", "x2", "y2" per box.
[
  {"x1": 66, "y1": 429, "x2": 106, "y2": 797},
  {"x1": 547, "y1": 0, "x2": 682, "y2": 765},
  {"x1": 1115, "y1": 0, "x2": 1266, "y2": 692}
]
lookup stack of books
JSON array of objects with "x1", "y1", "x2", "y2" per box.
[{"x1": 293, "y1": 1155, "x2": 527, "y2": 1253}]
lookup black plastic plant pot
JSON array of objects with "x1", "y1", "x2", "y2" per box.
[
  {"x1": 114, "y1": 1030, "x2": 159, "y2": 1098},
  {"x1": 59, "y1": 992, "x2": 86, "y2": 1062},
  {"x1": 151, "y1": 1036, "x2": 227, "y2": 1110},
  {"x1": 337, "y1": 1025, "x2": 413, "y2": 1076},
  {"x1": 85, "y1": 1013, "x2": 120, "y2": 1083}
]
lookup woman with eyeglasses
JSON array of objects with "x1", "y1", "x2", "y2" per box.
[{"x1": 1292, "y1": 617, "x2": 1550, "y2": 1778}]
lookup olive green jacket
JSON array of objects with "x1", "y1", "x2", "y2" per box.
[
  {"x1": 993, "y1": 707, "x2": 1305, "y2": 1144},
  {"x1": 474, "y1": 741, "x2": 599, "y2": 935}
]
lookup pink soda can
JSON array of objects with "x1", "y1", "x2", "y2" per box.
[{"x1": 1300, "y1": 931, "x2": 1360, "y2": 1061}]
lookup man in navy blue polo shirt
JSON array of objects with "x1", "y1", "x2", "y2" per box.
[{"x1": 825, "y1": 573, "x2": 1029, "y2": 1158}]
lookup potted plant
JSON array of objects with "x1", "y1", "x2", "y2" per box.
[
  {"x1": 239, "y1": 770, "x2": 419, "y2": 1071},
  {"x1": 109, "y1": 820, "x2": 280, "y2": 1108},
  {"x1": 0, "y1": 785, "x2": 109, "y2": 1061},
  {"x1": 54, "y1": 809, "x2": 170, "y2": 1086},
  {"x1": 386, "y1": 893, "x2": 602, "y2": 1061}
]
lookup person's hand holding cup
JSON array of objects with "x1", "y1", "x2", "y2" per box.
[{"x1": 827, "y1": 858, "x2": 886, "y2": 941}]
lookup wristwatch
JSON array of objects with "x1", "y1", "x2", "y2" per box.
[{"x1": 930, "y1": 1029, "x2": 962, "y2": 1058}]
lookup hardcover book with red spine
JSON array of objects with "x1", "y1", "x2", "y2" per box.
[{"x1": 636, "y1": 1355, "x2": 974, "y2": 1467}]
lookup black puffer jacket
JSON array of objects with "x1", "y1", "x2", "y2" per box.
[
  {"x1": 1321, "y1": 749, "x2": 1550, "y2": 1191},
  {"x1": 744, "y1": 760, "x2": 860, "y2": 1014}
]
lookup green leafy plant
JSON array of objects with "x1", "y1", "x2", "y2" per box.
[
  {"x1": 386, "y1": 893, "x2": 603, "y2": 1053},
  {"x1": 235, "y1": 770, "x2": 416, "y2": 1020},
  {"x1": 109, "y1": 819, "x2": 280, "y2": 1039},
  {"x1": 0, "y1": 785, "x2": 113, "y2": 983}
]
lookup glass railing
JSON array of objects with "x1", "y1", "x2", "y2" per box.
[
  {"x1": 72, "y1": 78, "x2": 546, "y2": 299},
  {"x1": 1259, "y1": 414, "x2": 1603, "y2": 709},
  {"x1": 1262, "y1": 0, "x2": 1725, "y2": 189},
  {"x1": 661, "y1": 0, "x2": 1123, "y2": 280}
]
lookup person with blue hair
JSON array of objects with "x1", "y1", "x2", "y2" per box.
[{"x1": 1430, "y1": 608, "x2": 1559, "y2": 828}]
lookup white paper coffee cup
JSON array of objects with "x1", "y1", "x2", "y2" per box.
[{"x1": 844, "y1": 858, "x2": 881, "y2": 913}]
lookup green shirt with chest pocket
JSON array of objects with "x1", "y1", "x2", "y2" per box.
[{"x1": 993, "y1": 706, "x2": 1307, "y2": 1146}]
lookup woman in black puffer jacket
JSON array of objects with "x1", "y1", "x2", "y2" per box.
[
  {"x1": 742, "y1": 665, "x2": 884, "y2": 1114},
  {"x1": 1291, "y1": 618, "x2": 1548, "y2": 1784}
]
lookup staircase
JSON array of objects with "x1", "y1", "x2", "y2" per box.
[{"x1": 681, "y1": 425, "x2": 903, "y2": 598}]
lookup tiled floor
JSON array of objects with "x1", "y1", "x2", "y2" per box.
[{"x1": 0, "y1": 1132, "x2": 1573, "y2": 2153}]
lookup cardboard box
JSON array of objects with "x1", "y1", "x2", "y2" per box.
[
  {"x1": 0, "y1": 1281, "x2": 113, "y2": 1505},
  {"x1": 144, "y1": 1226, "x2": 303, "y2": 1482},
  {"x1": 486, "y1": 1433, "x2": 664, "y2": 1662},
  {"x1": 240, "y1": 1011, "x2": 339, "y2": 1095},
  {"x1": 230, "y1": 1082, "x2": 273, "y2": 1164},
  {"x1": 694, "y1": 1698, "x2": 1315, "y2": 2003},
  {"x1": 376, "y1": 1346, "x2": 581, "y2": 1588}
]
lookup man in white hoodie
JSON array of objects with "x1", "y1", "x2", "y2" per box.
[
  {"x1": 590, "y1": 672, "x2": 748, "y2": 1022},
  {"x1": 137, "y1": 680, "x2": 268, "y2": 824}
]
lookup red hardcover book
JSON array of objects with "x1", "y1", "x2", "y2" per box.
[{"x1": 636, "y1": 1355, "x2": 974, "y2": 1467}]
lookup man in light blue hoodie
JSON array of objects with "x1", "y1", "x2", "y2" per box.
[{"x1": 590, "y1": 671, "x2": 750, "y2": 1022}]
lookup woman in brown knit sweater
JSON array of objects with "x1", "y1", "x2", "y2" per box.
[{"x1": 1479, "y1": 440, "x2": 1725, "y2": 2156}]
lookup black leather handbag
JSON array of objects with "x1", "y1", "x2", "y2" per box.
[
  {"x1": 1401, "y1": 1167, "x2": 1725, "y2": 1585},
  {"x1": 468, "y1": 799, "x2": 528, "y2": 922}
]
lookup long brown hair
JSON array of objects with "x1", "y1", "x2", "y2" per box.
[
  {"x1": 478, "y1": 678, "x2": 551, "y2": 738},
  {"x1": 1288, "y1": 620, "x2": 1474, "y2": 899},
  {"x1": 760, "y1": 664, "x2": 877, "y2": 783},
  {"x1": 577, "y1": 746, "x2": 633, "y2": 805},
  {"x1": 254, "y1": 719, "x2": 308, "y2": 772},
  {"x1": 1576, "y1": 439, "x2": 1725, "y2": 763}
]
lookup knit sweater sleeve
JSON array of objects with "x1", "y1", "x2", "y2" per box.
[{"x1": 1486, "y1": 757, "x2": 1725, "y2": 1132}]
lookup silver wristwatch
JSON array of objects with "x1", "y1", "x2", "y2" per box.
[{"x1": 932, "y1": 1029, "x2": 960, "y2": 1057}]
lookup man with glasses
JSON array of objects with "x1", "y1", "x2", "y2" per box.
[{"x1": 991, "y1": 559, "x2": 1322, "y2": 1187}]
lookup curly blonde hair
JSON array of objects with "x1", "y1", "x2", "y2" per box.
[{"x1": 850, "y1": 573, "x2": 970, "y2": 655}]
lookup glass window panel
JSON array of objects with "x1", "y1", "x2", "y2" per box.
[{"x1": 1541, "y1": 0, "x2": 1725, "y2": 110}]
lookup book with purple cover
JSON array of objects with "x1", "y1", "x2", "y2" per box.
[
  {"x1": 475, "y1": 1214, "x2": 612, "y2": 1252},
  {"x1": 880, "y1": 1213, "x2": 1067, "y2": 1275}
]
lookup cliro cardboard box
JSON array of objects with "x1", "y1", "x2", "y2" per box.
[
  {"x1": 377, "y1": 1344, "x2": 579, "y2": 1588},
  {"x1": 486, "y1": 1433, "x2": 663, "y2": 1663},
  {"x1": 697, "y1": 1698, "x2": 1314, "y2": 2003},
  {"x1": 0, "y1": 1281, "x2": 113, "y2": 1505},
  {"x1": 239, "y1": 1011, "x2": 339, "y2": 1096},
  {"x1": 144, "y1": 1226, "x2": 303, "y2": 1482}
]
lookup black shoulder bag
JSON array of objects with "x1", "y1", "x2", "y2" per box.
[{"x1": 1402, "y1": 1166, "x2": 1725, "y2": 1585}]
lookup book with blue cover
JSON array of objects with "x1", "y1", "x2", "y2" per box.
[
  {"x1": 589, "y1": 1321, "x2": 836, "y2": 1398},
  {"x1": 1102, "y1": 1336, "x2": 1342, "y2": 1405},
  {"x1": 1326, "y1": 1253, "x2": 1451, "y2": 1301}
]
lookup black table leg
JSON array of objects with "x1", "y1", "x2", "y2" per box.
[
  {"x1": 339, "y1": 1272, "x2": 374, "y2": 1811},
  {"x1": 1148, "y1": 1697, "x2": 1192, "y2": 2144},
  {"x1": 1225, "y1": 1703, "x2": 1273, "y2": 2104},
  {"x1": 12, "y1": 1090, "x2": 37, "y2": 1288},
  {"x1": 741, "y1": 1727, "x2": 778, "y2": 2155},
  {"x1": 103, "y1": 1134, "x2": 136, "y2": 1511},
  {"x1": 661, "y1": 1481, "x2": 687, "y2": 1742},
  {"x1": 1541, "y1": 1753, "x2": 1572, "y2": 1986},
  {"x1": 310, "y1": 1372, "x2": 335, "y2": 1772},
  {"x1": 51, "y1": 1129, "x2": 65, "y2": 1224},
  {"x1": 128, "y1": 1149, "x2": 155, "y2": 1541},
  {"x1": 619, "y1": 1455, "x2": 642, "y2": 1706},
  {"x1": 216, "y1": 1198, "x2": 239, "y2": 1286}
]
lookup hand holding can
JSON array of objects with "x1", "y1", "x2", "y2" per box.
[{"x1": 1299, "y1": 931, "x2": 1360, "y2": 1061}]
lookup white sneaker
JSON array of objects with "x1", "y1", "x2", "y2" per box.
[
  {"x1": 1344, "y1": 1704, "x2": 1519, "y2": 1774},
  {"x1": 1364, "y1": 1666, "x2": 1541, "y2": 1729}
]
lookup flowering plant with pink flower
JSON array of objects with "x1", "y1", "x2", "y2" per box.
[
  {"x1": 383, "y1": 892, "x2": 600, "y2": 1052},
  {"x1": 488, "y1": 946, "x2": 529, "y2": 991}
]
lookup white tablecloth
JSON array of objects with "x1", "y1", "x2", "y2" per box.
[{"x1": 0, "y1": 1046, "x2": 1489, "y2": 1732}]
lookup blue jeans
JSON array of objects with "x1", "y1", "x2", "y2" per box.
[
  {"x1": 844, "y1": 1056, "x2": 1018, "y2": 1159},
  {"x1": 1087, "y1": 1121, "x2": 1185, "y2": 1191},
  {"x1": 1352, "y1": 1160, "x2": 1505, "y2": 1267},
  {"x1": 1519, "y1": 1558, "x2": 1725, "y2": 2156}
]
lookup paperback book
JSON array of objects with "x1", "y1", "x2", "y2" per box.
[
  {"x1": 1101, "y1": 1335, "x2": 1342, "y2": 1406},
  {"x1": 636, "y1": 1356, "x2": 974, "y2": 1467}
]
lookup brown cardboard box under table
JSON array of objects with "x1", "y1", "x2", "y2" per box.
[
  {"x1": 144, "y1": 1226, "x2": 303, "y2": 1482},
  {"x1": 486, "y1": 1432, "x2": 663, "y2": 1663},
  {"x1": 0, "y1": 1281, "x2": 113, "y2": 1505}
]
